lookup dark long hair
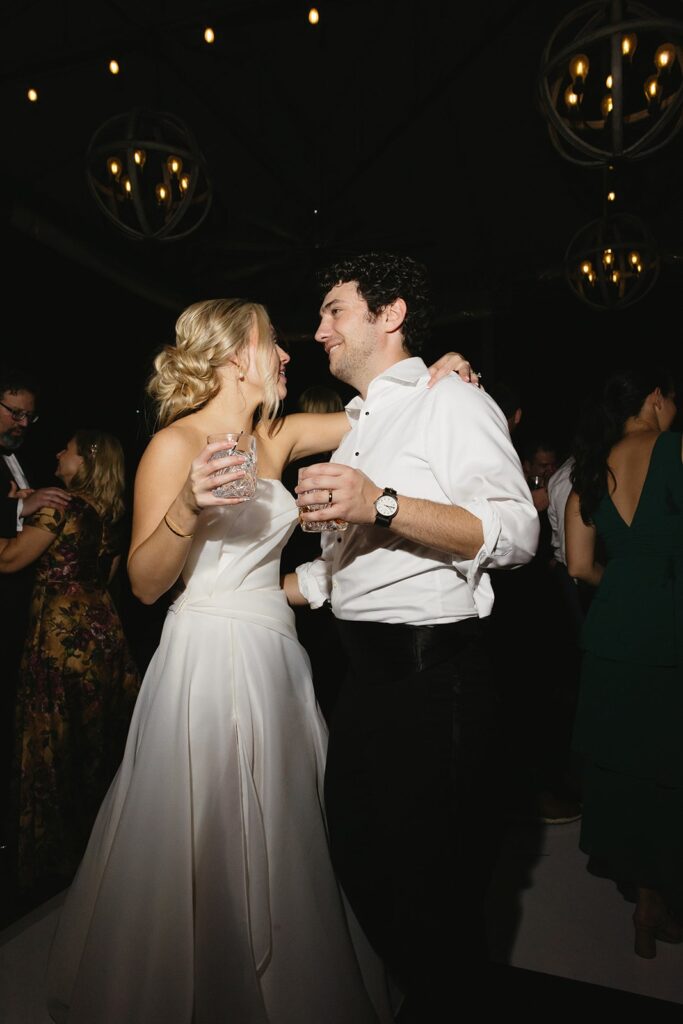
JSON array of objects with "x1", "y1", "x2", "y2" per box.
[{"x1": 571, "y1": 366, "x2": 674, "y2": 523}]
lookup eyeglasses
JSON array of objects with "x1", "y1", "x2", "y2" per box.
[{"x1": 0, "y1": 400, "x2": 39, "y2": 425}]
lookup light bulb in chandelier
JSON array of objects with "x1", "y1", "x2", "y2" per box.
[
  {"x1": 27, "y1": 87, "x2": 38, "y2": 102},
  {"x1": 204, "y1": 27, "x2": 215, "y2": 44},
  {"x1": 569, "y1": 53, "x2": 589, "y2": 81},
  {"x1": 155, "y1": 183, "x2": 169, "y2": 204},
  {"x1": 621, "y1": 33, "x2": 637, "y2": 58},
  {"x1": 133, "y1": 149, "x2": 146, "y2": 168},
  {"x1": 121, "y1": 175, "x2": 132, "y2": 196},
  {"x1": 564, "y1": 85, "x2": 580, "y2": 109},
  {"x1": 644, "y1": 75, "x2": 661, "y2": 102},
  {"x1": 601, "y1": 93, "x2": 613, "y2": 117},
  {"x1": 655, "y1": 43, "x2": 676, "y2": 70},
  {"x1": 167, "y1": 155, "x2": 183, "y2": 176},
  {"x1": 107, "y1": 157, "x2": 122, "y2": 179},
  {"x1": 179, "y1": 173, "x2": 191, "y2": 192}
]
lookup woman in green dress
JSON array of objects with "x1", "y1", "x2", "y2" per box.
[
  {"x1": 0, "y1": 429, "x2": 139, "y2": 889},
  {"x1": 566, "y1": 367, "x2": 682, "y2": 958}
]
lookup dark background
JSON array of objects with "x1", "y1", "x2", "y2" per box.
[{"x1": 3, "y1": 0, "x2": 683, "y2": 482}]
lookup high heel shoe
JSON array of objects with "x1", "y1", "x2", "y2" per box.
[{"x1": 633, "y1": 912, "x2": 683, "y2": 959}]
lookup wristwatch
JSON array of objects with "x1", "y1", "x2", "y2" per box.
[{"x1": 374, "y1": 487, "x2": 399, "y2": 527}]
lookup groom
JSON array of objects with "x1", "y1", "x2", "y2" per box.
[{"x1": 294, "y1": 253, "x2": 538, "y2": 1019}]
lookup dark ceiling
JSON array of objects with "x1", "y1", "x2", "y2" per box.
[{"x1": 3, "y1": 0, "x2": 683, "y2": 454}]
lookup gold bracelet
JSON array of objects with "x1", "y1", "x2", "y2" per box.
[{"x1": 163, "y1": 512, "x2": 195, "y2": 539}]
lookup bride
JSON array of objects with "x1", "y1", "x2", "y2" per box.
[{"x1": 46, "y1": 298, "x2": 471, "y2": 1023}]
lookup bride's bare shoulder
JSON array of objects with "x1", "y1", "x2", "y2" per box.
[{"x1": 143, "y1": 417, "x2": 206, "y2": 466}]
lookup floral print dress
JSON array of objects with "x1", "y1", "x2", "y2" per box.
[{"x1": 14, "y1": 497, "x2": 139, "y2": 886}]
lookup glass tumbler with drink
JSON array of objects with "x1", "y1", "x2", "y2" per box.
[
  {"x1": 207, "y1": 432, "x2": 257, "y2": 499},
  {"x1": 298, "y1": 485, "x2": 348, "y2": 533}
]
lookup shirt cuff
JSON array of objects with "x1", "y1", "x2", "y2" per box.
[
  {"x1": 16, "y1": 497, "x2": 24, "y2": 531},
  {"x1": 459, "y1": 497, "x2": 501, "y2": 572},
  {"x1": 295, "y1": 560, "x2": 331, "y2": 610}
]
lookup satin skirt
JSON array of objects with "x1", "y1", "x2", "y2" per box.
[{"x1": 47, "y1": 592, "x2": 393, "y2": 1023}]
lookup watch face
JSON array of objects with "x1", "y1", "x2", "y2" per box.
[{"x1": 376, "y1": 494, "x2": 398, "y2": 517}]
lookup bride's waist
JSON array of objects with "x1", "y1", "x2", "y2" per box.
[{"x1": 169, "y1": 586, "x2": 296, "y2": 639}]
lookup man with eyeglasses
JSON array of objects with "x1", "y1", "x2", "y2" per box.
[
  {"x1": 0, "y1": 375, "x2": 70, "y2": 530},
  {"x1": 0, "y1": 368, "x2": 69, "y2": 847}
]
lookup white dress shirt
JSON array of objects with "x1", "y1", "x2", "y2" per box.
[
  {"x1": 297, "y1": 358, "x2": 539, "y2": 624},
  {"x1": 2, "y1": 452, "x2": 29, "y2": 531},
  {"x1": 546, "y1": 457, "x2": 574, "y2": 566}
]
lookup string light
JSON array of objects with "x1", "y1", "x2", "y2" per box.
[
  {"x1": 308, "y1": 8, "x2": 320, "y2": 25},
  {"x1": 27, "y1": 88, "x2": 38, "y2": 102}
]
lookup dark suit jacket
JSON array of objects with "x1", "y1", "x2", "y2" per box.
[{"x1": 0, "y1": 451, "x2": 35, "y2": 672}]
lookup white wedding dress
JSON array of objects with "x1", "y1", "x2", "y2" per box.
[{"x1": 46, "y1": 479, "x2": 393, "y2": 1024}]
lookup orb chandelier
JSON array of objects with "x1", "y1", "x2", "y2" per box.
[
  {"x1": 538, "y1": 1, "x2": 683, "y2": 166},
  {"x1": 86, "y1": 109, "x2": 212, "y2": 241},
  {"x1": 565, "y1": 212, "x2": 659, "y2": 308}
]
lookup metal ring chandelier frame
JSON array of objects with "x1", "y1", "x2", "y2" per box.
[
  {"x1": 565, "y1": 212, "x2": 660, "y2": 309},
  {"x1": 538, "y1": 1, "x2": 683, "y2": 166},
  {"x1": 87, "y1": 109, "x2": 212, "y2": 242}
]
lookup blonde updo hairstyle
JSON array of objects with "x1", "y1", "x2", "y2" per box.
[
  {"x1": 148, "y1": 298, "x2": 280, "y2": 429},
  {"x1": 68, "y1": 429, "x2": 126, "y2": 523}
]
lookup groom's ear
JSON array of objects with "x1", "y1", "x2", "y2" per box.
[{"x1": 382, "y1": 297, "x2": 407, "y2": 336}]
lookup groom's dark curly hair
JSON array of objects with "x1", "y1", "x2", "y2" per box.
[{"x1": 318, "y1": 252, "x2": 432, "y2": 356}]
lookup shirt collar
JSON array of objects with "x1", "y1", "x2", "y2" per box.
[{"x1": 345, "y1": 357, "x2": 428, "y2": 419}]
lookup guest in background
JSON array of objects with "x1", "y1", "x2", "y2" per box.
[
  {"x1": 0, "y1": 368, "x2": 70, "y2": 845},
  {"x1": 567, "y1": 367, "x2": 683, "y2": 958},
  {"x1": 486, "y1": 378, "x2": 523, "y2": 438},
  {"x1": 297, "y1": 385, "x2": 344, "y2": 417},
  {"x1": 522, "y1": 437, "x2": 558, "y2": 517},
  {"x1": 0, "y1": 429, "x2": 139, "y2": 891},
  {"x1": 489, "y1": 429, "x2": 580, "y2": 825}
]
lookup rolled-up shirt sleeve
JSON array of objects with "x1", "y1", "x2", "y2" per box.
[
  {"x1": 426, "y1": 380, "x2": 539, "y2": 585},
  {"x1": 295, "y1": 555, "x2": 332, "y2": 609}
]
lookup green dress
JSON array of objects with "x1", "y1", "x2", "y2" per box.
[
  {"x1": 13, "y1": 497, "x2": 139, "y2": 887},
  {"x1": 573, "y1": 430, "x2": 683, "y2": 909}
]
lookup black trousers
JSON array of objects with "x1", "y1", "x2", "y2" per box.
[{"x1": 325, "y1": 618, "x2": 503, "y2": 1019}]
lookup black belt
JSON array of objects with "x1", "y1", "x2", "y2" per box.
[{"x1": 336, "y1": 617, "x2": 482, "y2": 676}]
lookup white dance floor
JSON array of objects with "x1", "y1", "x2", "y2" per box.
[{"x1": 1, "y1": 820, "x2": 682, "y2": 1021}]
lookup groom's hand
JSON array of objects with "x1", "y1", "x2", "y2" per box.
[{"x1": 296, "y1": 463, "x2": 381, "y2": 527}]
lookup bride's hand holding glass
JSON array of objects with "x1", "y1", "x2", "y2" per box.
[{"x1": 184, "y1": 439, "x2": 254, "y2": 511}]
